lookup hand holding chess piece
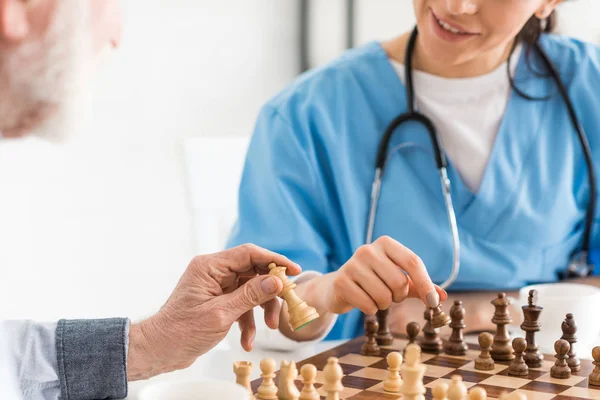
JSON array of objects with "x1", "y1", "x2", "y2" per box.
[{"x1": 269, "y1": 263, "x2": 319, "y2": 330}]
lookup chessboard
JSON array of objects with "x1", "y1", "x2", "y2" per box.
[{"x1": 248, "y1": 336, "x2": 599, "y2": 400}]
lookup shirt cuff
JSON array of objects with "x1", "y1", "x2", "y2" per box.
[
  {"x1": 56, "y1": 318, "x2": 130, "y2": 400},
  {"x1": 254, "y1": 270, "x2": 337, "y2": 351}
]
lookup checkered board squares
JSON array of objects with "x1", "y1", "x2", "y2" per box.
[{"x1": 249, "y1": 336, "x2": 599, "y2": 400}]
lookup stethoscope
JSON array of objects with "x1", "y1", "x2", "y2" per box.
[{"x1": 366, "y1": 27, "x2": 596, "y2": 289}]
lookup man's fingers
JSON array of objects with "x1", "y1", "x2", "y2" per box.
[
  {"x1": 238, "y1": 310, "x2": 256, "y2": 352},
  {"x1": 217, "y1": 275, "x2": 283, "y2": 324},
  {"x1": 376, "y1": 236, "x2": 439, "y2": 307},
  {"x1": 263, "y1": 298, "x2": 281, "y2": 329},
  {"x1": 368, "y1": 253, "x2": 411, "y2": 303},
  {"x1": 406, "y1": 276, "x2": 447, "y2": 303},
  {"x1": 351, "y1": 267, "x2": 393, "y2": 310},
  {"x1": 216, "y1": 244, "x2": 302, "y2": 276},
  {"x1": 341, "y1": 281, "x2": 379, "y2": 315}
]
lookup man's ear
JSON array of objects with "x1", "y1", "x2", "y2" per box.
[
  {"x1": 535, "y1": 0, "x2": 563, "y2": 19},
  {"x1": 0, "y1": 0, "x2": 30, "y2": 43}
]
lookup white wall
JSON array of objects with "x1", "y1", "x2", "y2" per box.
[{"x1": 0, "y1": 0, "x2": 598, "y2": 323}]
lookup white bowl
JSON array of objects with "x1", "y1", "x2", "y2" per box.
[{"x1": 138, "y1": 379, "x2": 250, "y2": 400}]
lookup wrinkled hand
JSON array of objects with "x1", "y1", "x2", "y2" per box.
[
  {"x1": 127, "y1": 244, "x2": 301, "y2": 380},
  {"x1": 318, "y1": 236, "x2": 447, "y2": 316}
]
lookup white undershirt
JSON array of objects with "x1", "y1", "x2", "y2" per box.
[{"x1": 391, "y1": 46, "x2": 522, "y2": 193}]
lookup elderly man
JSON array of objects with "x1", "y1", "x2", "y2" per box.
[{"x1": 0, "y1": 0, "x2": 302, "y2": 399}]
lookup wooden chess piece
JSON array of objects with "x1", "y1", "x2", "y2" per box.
[
  {"x1": 323, "y1": 357, "x2": 344, "y2": 400},
  {"x1": 376, "y1": 309, "x2": 394, "y2": 345},
  {"x1": 551, "y1": 339, "x2": 572, "y2": 379},
  {"x1": 257, "y1": 358, "x2": 277, "y2": 400},
  {"x1": 521, "y1": 289, "x2": 543, "y2": 368},
  {"x1": 299, "y1": 364, "x2": 319, "y2": 400},
  {"x1": 589, "y1": 346, "x2": 600, "y2": 387},
  {"x1": 432, "y1": 382, "x2": 449, "y2": 400},
  {"x1": 490, "y1": 293, "x2": 514, "y2": 361},
  {"x1": 383, "y1": 352, "x2": 403, "y2": 393},
  {"x1": 401, "y1": 344, "x2": 427, "y2": 400},
  {"x1": 447, "y1": 375, "x2": 468, "y2": 400},
  {"x1": 560, "y1": 313, "x2": 581, "y2": 372},
  {"x1": 234, "y1": 361, "x2": 255, "y2": 400},
  {"x1": 431, "y1": 303, "x2": 452, "y2": 329},
  {"x1": 405, "y1": 322, "x2": 421, "y2": 355},
  {"x1": 278, "y1": 360, "x2": 300, "y2": 400},
  {"x1": 475, "y1": 332, "x2": 495, "y2": 371},
  {"x1": 362, "y1": 318, "x2": 381, "y2": 356},
  {"x1": 469, "y1": 387, "x2": 487, "y2": 400},
  {"x1": 421, "y1": 307, "x2": 443, "y2": 354},
  {"x1": 445, "y1": 300, "x2": 468, "y2": 356},
  {"x1": 508, "y1": 338, "x2": 529, "y2": 377},
  {"x1": 268, "y1": 263, "x2": 319, "y2": 331}
]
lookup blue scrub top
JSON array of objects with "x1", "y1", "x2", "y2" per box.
[{"x1": 226, "y1": 34, "x2": 600, "y2": 341}]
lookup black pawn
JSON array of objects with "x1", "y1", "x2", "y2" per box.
[
  {"x1": 445, "y1": 300, "x2": 468, "y2": 356},
  {"x1": 421, "y1": 307, "x2": 443, "y2": 354},
  {"x1": 508, "y1": 338, "x2": 529, "y2": 377},
  {"x1": 551, "y1": 339, "x2": 572, "y2": 379},
  {"x1": 404, "y1": 322, "x2": 420, "y2": 355},
  {"x1": 561, "y1": 313, "x2": 581, "y2": 372},
  {"x1": 362, "y1": 318, "x2": 380, "y2": 356}
]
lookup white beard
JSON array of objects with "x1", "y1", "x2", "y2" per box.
[{"x1": 0, "y1": 0, "x2": 93, "y2": 143}]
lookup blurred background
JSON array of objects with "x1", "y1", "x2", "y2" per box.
[{"x1": 0, "y1": 0, "x2": 598, "y2": 324}]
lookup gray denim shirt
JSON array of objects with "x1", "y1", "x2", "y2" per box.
[{"x1": 2, "y1": 319, "x2": 130, "y2": 399}]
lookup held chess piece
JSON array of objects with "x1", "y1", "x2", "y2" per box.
[
  {"x1": 508, "y1": 338, "x2": 529, "y2": 377},
  {"x1": 268, "y1": 263, "x2": 319, "y2": 331},
  {"x1": 383, "y1": 352, "x2": 403, "y2": 393},
  {"x1": 234, "y1": 361, "x2": 255, "y2": 400},
  {"x1": 561, "y1": 313, "x2": 581, "y2": 372},
  {"x1": 431, "y1": 303, "x2": 452, "y2": 329},
  {"x1": 445, "y1": 300, "x2": 468, "y2": 356},
  {"x1": 421, "y1": 308, "x2": 443, "y2": 354},
  {"x1": 323, "y1": 357, "x2": 344, "y2": 400},
  {"x1": 278, "y1": 360, "x2": 300, "y2": 400},
  {"x1": 401, "y1": 344, "x2": 427, "y2": 400},
  {"x1": 490, "y1": 293, "x2": 514, "y2": 361},
  {"x1": 257, "y1": 358, "x2": 277, "y2": 400},
  {"x1": 469, "y1": 387, "x2": 487, "y2": 400},
  {"x1": 447, "y1": 375, "x2": 468, "y2": 400},
  {"x1": 475, "y1": 332, "x2": 495, "y2": 371},
  {"x1": 521, "y1": 289, "x2": 543, "y2": 368},
  {"x1": 432, "y1": 382, "x2": 449, "y2": 400},
  {"x1": 299, "y1": 364, "x2": 320, "y2": 400},
  {"x1": 551, "y1": 339, "x2": 572, "y2": 379},
  {"x1": 362, "y1": 318, "x2": 381, "y2": 356},
  {"x1": 589, "y1": 346, "x2": 600, "y2": 387},
  {"x1": 376, "y1": 309, "x2": 394, "y2": 345}
]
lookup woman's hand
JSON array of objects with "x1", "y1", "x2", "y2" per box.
[{"x1": 317, "y1": 236, "x2": 447, "y2": 316}]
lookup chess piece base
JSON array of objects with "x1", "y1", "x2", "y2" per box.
[
  {"x1": 290, "y1": 307, "x2": 320, "y2": 331},
  {"x1": 445, "y1": 342, "x2": 468, "y2": 356},
  {"x1": 361, "y1": 343, "x2": 380, "y2": 356},
  {"x1": 508, "y1": 365, "x2": 529, "y2": 377},
  {"x1": 474, "y1": 359, "x2": 495, "y2": 371},
  {"x1": 421, "y1": 341, "x2": 443, "y2": 354},
  {"x1": 524, "y1": 352, "x2": 543, "y2": 369},
  {"x1": 256, "y1": 391, "x2": 277, "y2": 400},
  {"x1": 376, "y1": 333, "x2": 394, "y2": 346},
  {"x1": 590, "y1": 372, "x2": 600, "y2": 387},
  {"x1": 551, "y1": 366, "x2": 571, "y2": 379},
  {"x1": 491, "y1": 345, "x2": 515, "y2": 361},
  {"x1": 567, "y1": 357, "x2": 581, "y2": 372},
  {"x1": 383, "y1": 378, "x2": 402, "y2": 393}
]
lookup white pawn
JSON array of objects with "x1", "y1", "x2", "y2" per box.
[
  {"x1": 432, "y1": 382, "x2": 449, "y2": 400},
  {"x1": 384, "y1": 352, "x2": 403, "y2": 393},
  {"x1": 299, "y1": 364, "x2": 319, "y2": 400},
  {"x1": 468, "y1": 387, "x2": 487, "y2": 400},
  {"x1": 323, "y1": 357, "x2": 344, "y2": 400},
  {"x1": 256, "y1": 358, "x2": 277, "y2": 400},
  {"x1": 400, "y1": 344, "x2": 426, "y2": 400},
  {"x1": 448, "y1": 375, "x2": 467, "y2": 400}
]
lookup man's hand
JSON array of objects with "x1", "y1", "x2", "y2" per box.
[{"x1": 126, "y1": 244, "x2": 301, "y2": 381}]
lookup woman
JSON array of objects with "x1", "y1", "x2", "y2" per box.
[{"x1": 227, "y1": 0, "x2": 600, "y2": 348}]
